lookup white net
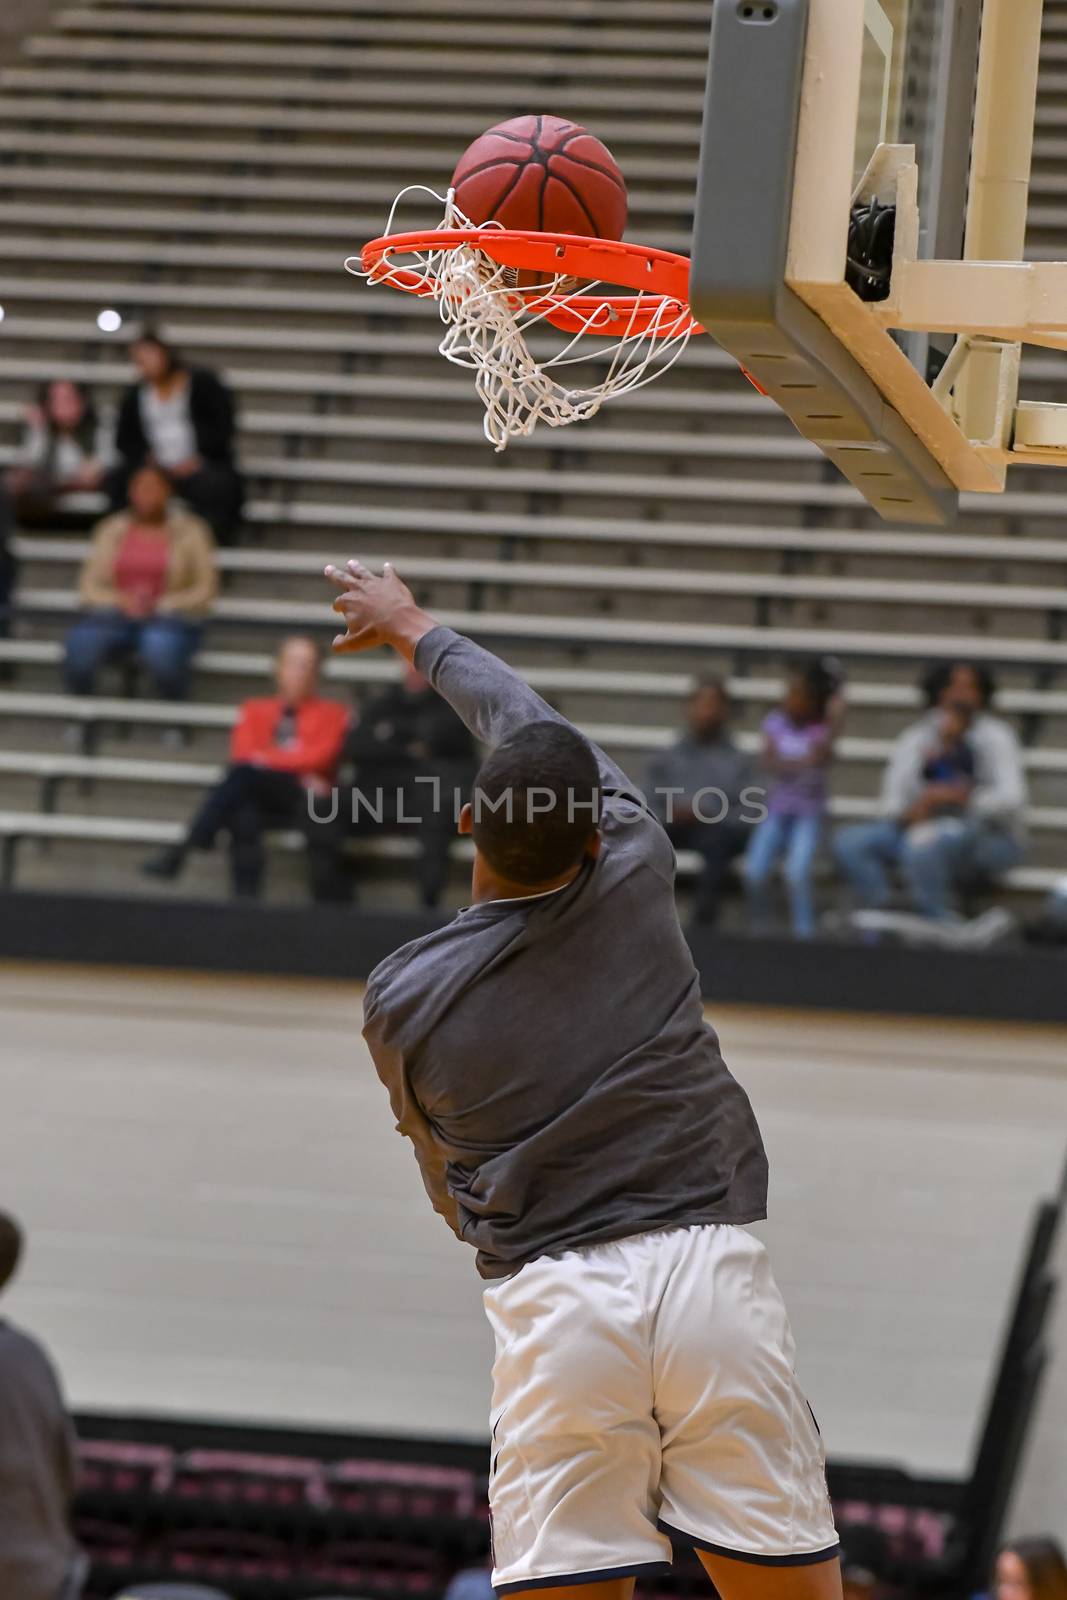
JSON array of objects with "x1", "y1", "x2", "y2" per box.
[{"x1": 347, "y1": 188, "x2": 695, "y2": 451}]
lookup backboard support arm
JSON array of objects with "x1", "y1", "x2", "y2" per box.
[
  {"x1": 953, "y1": 0, "x2": 1044, "y2": 451},
  {"x1": 784, "y1": 0, "x2": 1060, "y2": 486}
]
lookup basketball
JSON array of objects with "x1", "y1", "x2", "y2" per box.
[{"x1": 450, "y1": 114, "x2": 628, "y2": 239}]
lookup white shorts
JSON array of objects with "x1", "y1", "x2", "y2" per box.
[{"x1": 482, "y1": 1223, "x2": 838, "y2": 1593}]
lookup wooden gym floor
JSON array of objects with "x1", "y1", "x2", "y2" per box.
[{"x1": 1, "y1": 961, "x2": 1064, "y2": 1478}]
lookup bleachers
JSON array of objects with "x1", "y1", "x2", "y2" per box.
[
  {"x1": 2, "y1": 0, "x2": 1067, "y2": 910},
  {"x1": 73, "y1": 1436, "x2": 488, "y2": 1600},
  {"x1": 70, "y1": 1425, "x2": 954, "y2": 1600}
]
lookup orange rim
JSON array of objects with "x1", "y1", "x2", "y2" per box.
[{"x1": 360, "y1": 227, "x2": 704, "y2": 339}]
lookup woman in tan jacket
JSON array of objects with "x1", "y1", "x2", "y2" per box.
[{"x1": 64, "y1": 464, "x2": 217, "y2": 700}]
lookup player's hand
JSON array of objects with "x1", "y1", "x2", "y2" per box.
[{"x1": 325, "y1": 560, "x2": 436, "y2": 661}]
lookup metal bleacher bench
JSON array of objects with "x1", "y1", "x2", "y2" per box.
[
  {"x1": 13, "y1": 539, "x2": 1067, "y2": 618},
  {"x1": 76, "y1": 0, "x2": 713, "y2": 18},
  {"x1": 0, "y1": 189, "x2": 693, "y2": 235},
  {"x1": 5, "y1": 438, "x2": 1060, "y2": 526},
  {"x1": 0, "y1": 130, "x2": 688, "y2": 190},
  {"x1": 51, "y1": 8, "x2": 710, "y2": 56},
  {"x1": 24, "y1": 31, "x2": 710, "y2": 84},
  {"x1": 0, "y1": 83, "x2": 701, "y2": 145},
  {"x1": 6, "y1": 651, "x2": 1067, "y2": 751},
  {"x1": 0, "y1": 310, "x2": 1063, "y2": 391},
  {"x1": 11, "y1": 590, "x2": 1067, "y2": 678},
  {"x1": 3, "y1": 679, "x2": 1067, "y2": 810},
  {"x1": 81, "y1": 0, "x2": 713, "y2": 19},
  {"x1": 6, "y1": 646, "x2": 1067, "y2": 721},
  {"x1": 0, "y1": 807, "x2": 479, "y2": 891},
  {"x1": 3, "y1": 739, "x2": 1067, "y2": 831},
  {"x1": 0, "y1": 805, "x2": 1059, "y2": 898}
]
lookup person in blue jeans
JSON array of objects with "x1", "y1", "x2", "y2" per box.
[
  {"x1": 834, "y1": 662, "x2": 1027, "y2": 922},
  {"x1": 63, "y1": 464, "x2": 216, "y2": 701},
  {"x1": 745, "y1": 659, "x2": 843, "y2": 938}
]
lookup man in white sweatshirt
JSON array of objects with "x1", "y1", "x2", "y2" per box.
[{"x1": 835, "y1": 662, "x2": 1027, "y2": 921}]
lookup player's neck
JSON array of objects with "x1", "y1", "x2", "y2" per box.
[{"x1": 470, "y1": 861, "x2": 584, "y2": 905}]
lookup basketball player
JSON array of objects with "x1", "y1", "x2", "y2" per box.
[{"x1": 326, "y1": 559, "x2": 841, "y2": 1600}]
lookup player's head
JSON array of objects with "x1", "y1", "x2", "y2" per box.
[
  {"x1": 922, "y1": 659, "x2": 996, "y2": 713},
  {"x1": 274, "y1": 635, "x2": 321, "y2": 703},
  {"x1": 0, "y1": 1211, "x2": 24, "y2": 1296},
  {"x1": 687, "y1": 676, "x2": 730, "y2": 739},
  {"x1": 131, "y1": 326, "x2": 183, "y2": 384},
  {"x1": 995, "y1": 1538, "x2": 1067, "y2": 1600},
  {"x1": 460, "y1": 721, "x2": 601, "y2": 892}
]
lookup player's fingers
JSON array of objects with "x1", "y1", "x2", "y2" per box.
[
  {"x1": 332, "y1": 627, "x2": 375, "y2": 655},
  {"x1": 346, "y1": 559, "x2": 373, "y2": 580},
  {"x1": 324, "y1": 563, "x2": 360, "y2": 592}
]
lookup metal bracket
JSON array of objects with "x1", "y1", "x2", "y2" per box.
[{"x1": 690, "y1": 0, "x2": 957, "y2": 526}]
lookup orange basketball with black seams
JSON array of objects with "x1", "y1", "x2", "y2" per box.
[{"x1": 450, "y1": 114, "x2": 628, "y2": 240}]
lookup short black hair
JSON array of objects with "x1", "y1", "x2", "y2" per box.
[
  {"x1": 787, "y1": 656, "x2": 839, "y2": 718},
  {"x1": 471, "y1": 721, "x2": 600, "y2": 886},
  {"x1": 0, "y1": 1212, "x2": 23, "y2": 1294},
  {"x1": 132, "y1": 326, "x2": 184, "y2": 376},
  {"x1": 921, "y1": 659, "x2": 996, "y2": 709},
  {"x1": 691, "y1": 674, "x2": 729, "y2": 703}
]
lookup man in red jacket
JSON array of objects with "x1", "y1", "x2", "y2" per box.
[{"x1": 143, "y1": 634, "x2": 350, "y2": 899}]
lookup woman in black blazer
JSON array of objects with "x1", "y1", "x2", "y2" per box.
[{"x1": 110, "y1": 329, "x2": 245, "y2": 545}]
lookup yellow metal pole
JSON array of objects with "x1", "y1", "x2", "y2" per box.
[
  {"x1": 955, "y1": 0, "x2": 1044, "y2": 448},
  {"x1": 965, "y1": 0, "x2": 1044, "y2": 261}
]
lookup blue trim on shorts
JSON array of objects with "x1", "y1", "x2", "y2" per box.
[
  {"x1": 494, "y1": 1560, "x2": 673, "y2": 1594},
  {"x1": 659, "y1": 1521, "x2": 840, "y2": 1567}
]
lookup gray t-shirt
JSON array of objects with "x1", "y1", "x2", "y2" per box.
[
  {"x1": 362, "y1": 628, "x2": 769, "y2": 1280},
  {"x1": 0, "y1": 1319, "x2": 81, "y2": 1600}
]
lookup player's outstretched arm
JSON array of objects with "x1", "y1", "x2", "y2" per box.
[{"x1": 326, "y1": 559, "x2": 637, "y2": 798}]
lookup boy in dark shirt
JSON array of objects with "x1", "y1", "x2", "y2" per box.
[
  {"x1": 921, "y1": 702, "x2": 976, "y2": 815},
  {"x1": 343, "y1": 663, "x2": 476, "y2": 906}
]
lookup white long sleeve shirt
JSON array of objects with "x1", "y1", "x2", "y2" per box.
[{"x1": 880, "y1": 710, "x2": 1029, "y2": 839}]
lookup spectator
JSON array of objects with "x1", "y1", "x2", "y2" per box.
[
  {"x1": 994, "y1": 1538, "x2": 1067, "y2": 1600},
  {"x1": 110, "y1": 330, "x2": 244, "y2": 546},
  {"x1": 744, "y1": 658, "x2": 843, "y2": 939},
  {"x1": 63, "y1": 465, "x2": 216, "y2": 702},
  {"x1": 834, "y1": 661, "x2": 1027, "y2": 921},
  {"x1": 0, "y1": 1211, "x2": 87, "y2": 1600},
  {"x1": 6, "y1": 380, "x2": 114, "y2": 531},
  {"x1": 342, "y1": 664, "x2": 477, "y2": 908},
  {"x1": 645, "y1": 676, "x2": 756, "y2": 924},
  {"x1": 142, "y1": 635, "x2": 350, "y2": 900}
]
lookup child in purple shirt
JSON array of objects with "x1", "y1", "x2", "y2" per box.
[{"x1": 744, "y1": 659, "x2": 843, "y2": 938}]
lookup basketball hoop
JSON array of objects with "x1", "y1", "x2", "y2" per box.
[{"x1": 347, "y1": 188, "x2": 703, "y2": 451}]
